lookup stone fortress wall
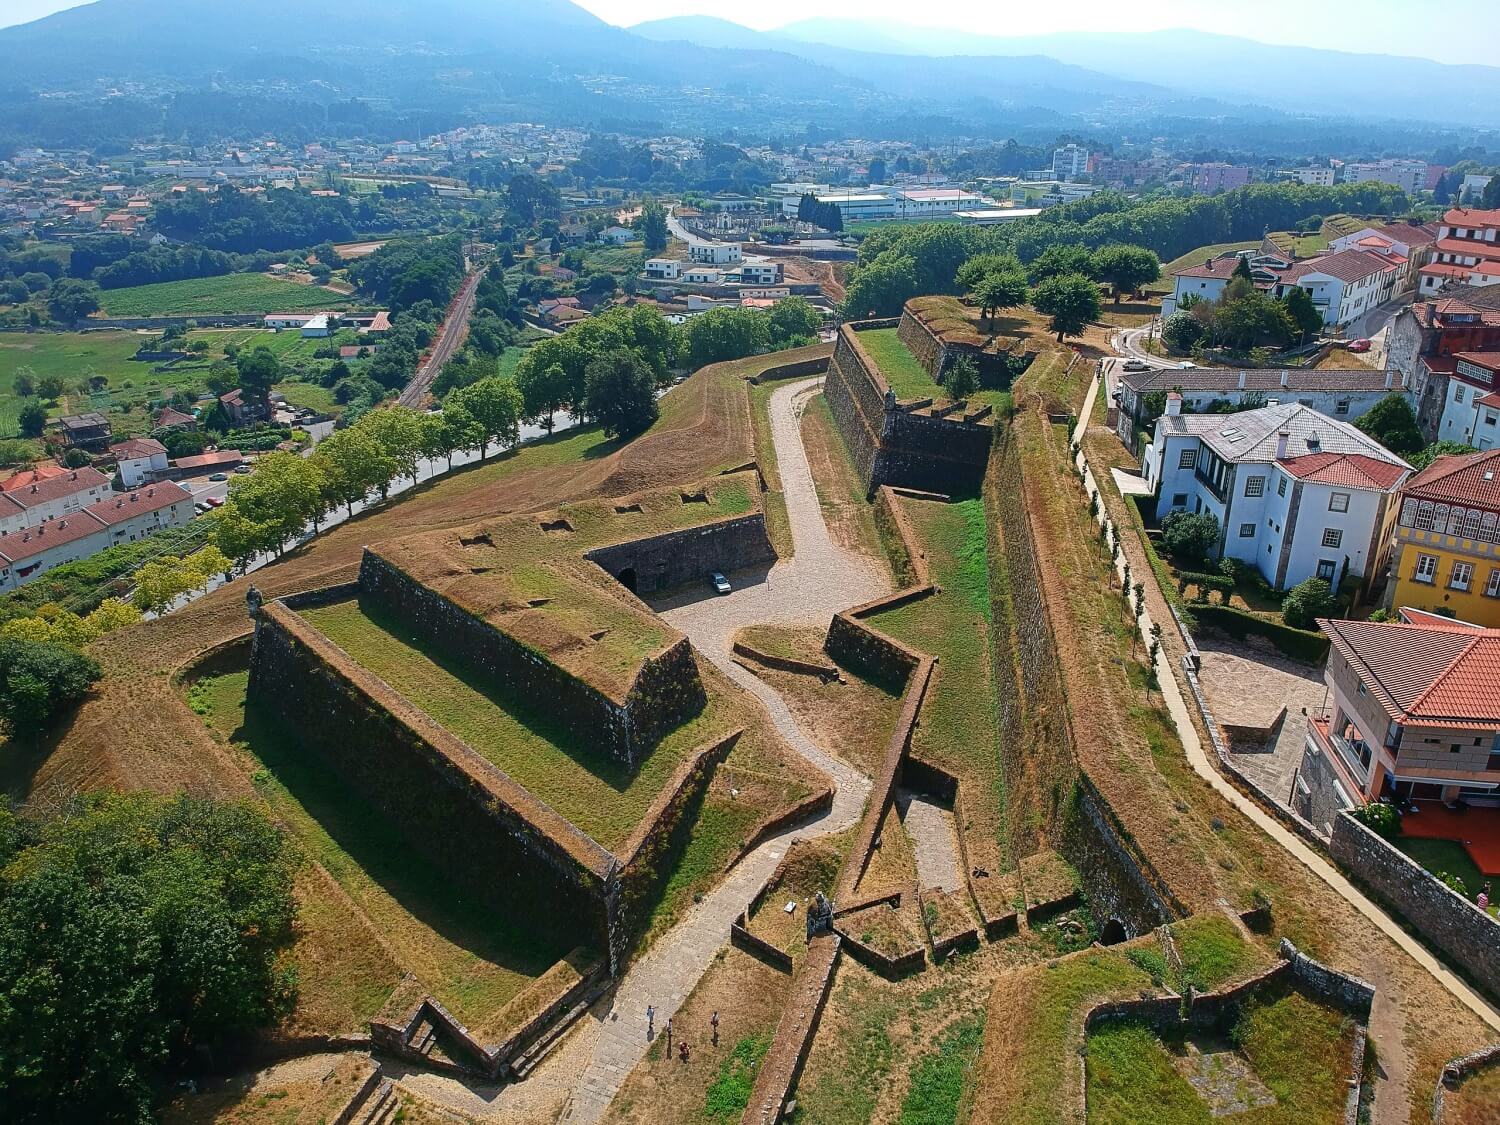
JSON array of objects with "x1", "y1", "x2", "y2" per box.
[
  {"x1": 896, "y1": 296, "x2": 1035, "y2": 390},
  {"x1": 823, "y1": 316, "x2": 997, "y2": 496}
]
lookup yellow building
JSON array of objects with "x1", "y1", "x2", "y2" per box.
[{"x1": 1386, "y1": 448, "x2": 1500, "y2": 626}]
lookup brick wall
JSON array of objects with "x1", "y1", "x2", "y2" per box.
[{"x1": 1330, "y1": 811, "x2": 1500, "y2": 999}]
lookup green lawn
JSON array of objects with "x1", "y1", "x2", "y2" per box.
[
  {"x1": 1394, "y1": 836, "x2": 1498, "y2": 910},
  {"x1": 95, "y1": 273, "x2": 353, "y2": 317},
  {"x1": 856, "y1": 327, "x2": 1012, "y2": 411},
  {"x1": 192, "y1": 670, "x2": 565, "y2": 1029},
  {"x1": 1086, "y1": 989, "x2": 1358, "y2": 1124},
  {"x1": 869, "y1": 498, "x2": 1005, "y2": 854},
  {"x1": 298, "y1": 597, "x2": 729, "y2": 850}
]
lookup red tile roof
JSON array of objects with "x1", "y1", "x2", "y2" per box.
[
  {"x1": 1453, "y1": 351, "x2": 1500, "y2": 372},
  {"x1": 8, "y1": 466, "x2": 111, "y2": 509},
  {"x1": 1319, "y1": 617, "x2": 1500, "y2": 727},
  {"x1": 109, "y1": 437, "x2": 167, "y2": 461},
  {"x1": 154, "y1": 406, "x2": 196, "y2": 428},
  {"x1": 1278, "y1": 452, "x2": 1408, "y2": 490},
  {"x1": 0, "y1": 514, "x2": 106, "y2": 563},
  {"x1": 1371, "y1": 221, "x2": 1438, "y2": 247},
  {"x1": 1443, "y1": 207, "x2": 1500, "y2": 228},
  {"x1": 1401, "y1": 448, "x2": 1500, "y2": 508},
  {"x1": 0, "y1": 462, "x2": 69, "y2": 493},
  {"x1": 173, "y1": 450, "x2": 243, "y2": 471},
  {"x1": 1434, "y1": 236, "x2": 1500, "y2": 257},
  {"x1": 86, "y1": 482, "x2": 192, "y2": 526},
  {"x1": 1281, "y1": 248, "x2": 1396, "y2": 285}
]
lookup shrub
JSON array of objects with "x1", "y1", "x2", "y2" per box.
[
  {"x1": 1160, "y1": 510, "x2": 1220, "y2": 566},
  {"x1": 1177, "y1": 570, "x2": 1234, "y2": 604},
  {"x1": 1161, "y1": 310, "x2": 1205, "y2": 353},
  {"x1": 1351, "y1": 802, "x2": 1401, "y2": 839},
  {"x1": 1437, "y1": 870, "x2": 1469, "y2": 898},
  {"x1": 1281, "y1": 577, "x2": 1336, "y2": 629}
]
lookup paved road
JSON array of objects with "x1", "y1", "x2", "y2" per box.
[
  {"x1": 1072, "y1": 373, "x2": 1500, "y2": 1040},
  {"x1": 398, "y1": 268, "x2": 483, "y2": 409},
  {"x1": 554, "y1": 378, "x2": 890, "y2": 1125}
]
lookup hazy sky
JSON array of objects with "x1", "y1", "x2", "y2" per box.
[{"x1": 2, "y1": 0, "x2": 1495, "y2": 67}]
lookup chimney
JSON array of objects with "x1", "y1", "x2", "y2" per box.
[
  {"x1": 1385, "y1": 369, "x2": 1393, "y2": 390},
  {"x1": 1238, "y1": 371, "x2": 1247, "y2": 390},
  {"x1": 1165, "y1": 392, "x2": 1183, "y2": 417},
  {"x1": 1205, "y1": 258, "x2": 1213, "y2": 269},
  {"x1": 1280, "y1": 371, "x2": 1289, "y2": 388},
  {"x1": 1276, "y1": 430, "x2": 1291, "y2": 459}
]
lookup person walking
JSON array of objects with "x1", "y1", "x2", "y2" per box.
[
  {"x1": 1479, "y1": 884, "x2": 1491, "y2": 912},
  {"x1": 646, "y1": 1004, "x2": 655, "y2": 1039},
  {"x1": 710, "y1": 1010, "x2": 720, "y2": 1047},
  {"x1": 665, "y1": 1017, "x2": 673, "y2": 1055},
  {"x1": 679, "y1": 1040, "x2": 690, "y2": 1064}
]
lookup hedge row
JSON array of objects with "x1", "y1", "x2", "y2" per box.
[{"x1": 1190, "y1": 604, "x2": 1330, "y2": 664}]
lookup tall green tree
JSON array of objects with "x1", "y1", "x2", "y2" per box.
[
  {"x1": 584, "y1": 349, "x2": 659, "y2": 439},
  {"x1": 1089, "y1": 244, "x2": 1160, "y2": 304},
  {"x1": 1355, "y1": 393, "x2": 1424, "y2": 457},
  {"x1": 1281, "y1": 285, "x2": 1324, "y2": 343},
  {"x1": 972, "y1": 269, "x2": 1028, "y2": 323},
  {"x1": 0, "y1": 637, "x2": 99, "y2": 736},
  {"x1": 1030, "y1": 273, "x2": 1102, "y2": 343},
  {"x1": 639, "y1": 200, "x2": 669, "y2": 253},
  {"x1": 450, "y1": 377, "x2": 523, "y2": 458},
  {"x1": 312, "y1": 425, "x2": 395, "y2": 515},
  {"x1": 766, "y1": 297, "x2": 821, "y2": 346},
  {"x1": 45, "y1": 278, "x2": 99, "y2": 323}
]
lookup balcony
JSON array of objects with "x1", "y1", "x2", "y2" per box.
[{"x1": 1308, "y1": 716, "x2": 1371, "y2": 798}]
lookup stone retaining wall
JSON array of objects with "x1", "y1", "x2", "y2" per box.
[
  {"x1": 746, "y1": 354, "x2": 830, "y2": 386},
  {"x1": 824, "y1": 322, "x2": 995, "y2": 496},
  {"x1": 248, "y1": 601, "x2": 623, "y2": 965},
  {"x1": 730, "y1": 916, "x2": 795, "y2": 973},
  {"x1": 584, "y1": 513, "x2": 776, "y2": 597},
  {"x1": 1330, "y1": 811, "x2": 1500, "y2": 1000},
  {"x1": 896, "y1": 302, "x2": 1033, "y2": 389},
  {"x1": 1434, "y1": 1043, "x2": 1500, "y2": 1122}
]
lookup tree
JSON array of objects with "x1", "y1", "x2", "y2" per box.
[
  {"x1": 17, "y1": 402, "x2": 46, "y2": 438},
  {"x1": 357, "y1": 406, "x2": 424, "y2": 489},
  {"x1": 1090, "y1": 244, "x2": 1160, "y2": 304},
  {"x1": 12, "y1": 368, "x2": 35, "y2": 398},
  {"x1": 1483, "y1": 176, "x2": 1500, "y2": 210},
  {"x1": 216, "y1": 452, "x2": 325, "y2": 560},
  {"x1": 0, "y1": 793, "x2": 296, "y2": 1123},
  {"x1": 0, "y1": 636, "x2": 100, "y2": 736},
  {"x1": 131, "y1": 557, "x2": 198, "y2": 615},
  {"x1": 971, "y1": 269, "x2": 1028, "y2": 322},
  {"x1": 944, "y1": 355, "x2": 979, "y2": 401},
  {"x1": 841, "y1": 250, "x2": 918, "y2": 319},
  {"x1": 686, "y1": 307, "x2": 770, "y2": 368},
  {"x1": 515, "y1": 361, "x2": 570, "y2": 433},
  {"x1": 766, "y1": 297, "x2": 821, "y2": 347},
  {"x1": 450, "y1": 376, "x2": 523, "y2": 458},
  {"x1": 1161, "y1": 311, "x2": 1205, "y2": 354},
  {"x1": 1030, "y1": 273, "x2": 1101, "y2": 343},
  {"x1": 312, "y1": 425, "x2": 394, "y2": 516},
  {"x1": 955, "y1": 252, "x2": 1023, "y2": 294},
  {"x1": 1160, "y1": 510, "x2": 1221, "y2": 566},
  {"x1": 35, "y1": 374, "x2": 64, "y2": 401},
  {"x1": 1231, "y1": 256, "x2": 1254, "y2": 281},
  {"x1": 1409, "y1": 440, "x2": 1478, "y2": 470},
  {"x1": 640, "y1": 199, "x2": 669, "y2": 253},
  {"x1": 1213, "y1": 291, "x2": 1294, "y2": 351},
  {"x1": 435, "y1": 403, "x2": 484, "y2": 470},
  {"x1": 584, "y1": 349, "x2": 659, "y2": 439},
  {"x1": 1026, "y1": 244, "x2": 1094, "y2": 285},
  {"x1": 1281, "y1": 576, "x2": 1337, "y2": 629},
  {"x1": 45, "y1": 278, "x2": 99, "y2": 323},
  {"x1": 234, "y1": 346, "x2": 281, "y2": 411},
  {"x1": 1355, "y1": 393, "x2": 1423, "y2": 457},
  {"x1": 1281, "y1": 285, "x2": 1324, "y2": 344}
]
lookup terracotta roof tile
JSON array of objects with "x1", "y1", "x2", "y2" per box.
[
  {"x1": 1318, "y1": 618, "x2": 1500, "y2": 726},
  {"x1": 1402, "y1": 448, "x2": 1500, "y2": 507},
  {"x1": 1279, "y1": 451, "x2": 1408, "y2": 490}
]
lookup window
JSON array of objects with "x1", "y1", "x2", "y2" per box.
[
  {"x1": 1451, "y1": 561, "x2": 1474, "y2": 591},
  {"x1": 1328, "y1": 492, "x2": 1350, "y2": 513},
  {"x1": 1414, "y1": 553, "x2": 1438, "y2": 583},
  {"x1": 1316, "y1": 560, "x2": 1337, "y2": 581},
  {"x1": 1336, "y1": 399, "x2": 1351, "y2": 415},
  {"x1": 1171, "y1": 493, "x2": 1188, "y2": 508},
  {"x1": 1356, "y1": 681, "x2": 1368, "y2": 696},
  {"x1": 1486, "y1": 569, "x2": 1500, "y2": 598},
  {"x1": 1245, "y1": 476, "x2": 1265, "y2": 497},
  {"x1": 1178, "y1": 448, "x2": 1198, "y2": 469},
  {"x1": 1456, "y1": 385, "x2": 1467, "y2": 403},
  {"x1": 1239, "y1": 523, "x2": 1256, "y2": 538},
  {"x1": 1321, "y1": 528, "x2": 1343, "y2": 548},
  {"x1": 1277, "y1": 475, "x2": 1287, "y2": 497}
]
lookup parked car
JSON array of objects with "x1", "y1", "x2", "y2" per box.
[
  {"x1": 194, "y1": 502, "x2": 210, "y2": 514},
  {"x1": 1177, "y1": 361, "x2": 1197, "y2": 370},
  {"x1": 233, "y1": 464, "x2": 251, "y2": 474},
  {"x1": 710, "y1": 571, "x2": 731, "y2": 595},
  {"x1": 1347, "y1": 338, "x2": 1372, "y2": 353},
  {"x1": 1121, "y1": 358, "x2": 1149, "y2": 372},
  {"x1": 208, "y1": 472, "x2": 228, "y2": 481},
  {"x1": 205, "y1": 496, "x2": 224, "y2": 508}
]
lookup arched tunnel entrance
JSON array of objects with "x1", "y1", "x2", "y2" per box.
[
  {"x1": 1099, "y1": 918, "x2": 1128, "y2": 946},
  {"x1": 616, "y1": 567, "x2": 638, "y2": 593}
]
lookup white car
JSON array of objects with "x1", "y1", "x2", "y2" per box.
[
  {"x1": 1177, "y1": 361, "x2": 1197, "y2": 369},
  {"x1": 710, "y1": 571, "x2": 731, "y2": 595}
]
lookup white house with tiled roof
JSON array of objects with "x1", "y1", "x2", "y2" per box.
[
  {"x1": 1294, "y1": 614, "x2": 1500, "y2": 831},
  {"x1": 1146, "y1": 400, "x2": 1411, "y2": 590},
  {"x1": 1419, "y1": 207, "x2": 1500, "y2": 297}
]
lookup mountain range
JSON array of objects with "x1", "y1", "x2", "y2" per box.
[
  {"x1": 633, "y1": 16, "x2": 1500, "y2": 129},
  {"x1": 0, "y1": 1, "x2": 1492, "y2": 150}
]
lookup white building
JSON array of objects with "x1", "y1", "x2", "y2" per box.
[
  {"x1": 0, "y1": 482, "x2": 195, "y2": 591},
  {"x1": 1343, "y1": 159, "x2": 1429, "y2": 196},
  {"x1": 1434, "y1": 352, "x2": 1500, "y2": 449},
  {"x1": 954, "y1": 207, "x2": 1045, "y2": 227},
  {"x1": 5, "y1": 466, "x2": 112, "y2": 525},
  {"x1": 109, "y1": 437, "x2": 169, "y2": 488},
  {"x1": 1274, "y1": 249, "x2": 1402, "y2": 328},
  {"x1": 644, "y1": 258, "x2": 680, "y2": 280},
  {"x1": 1144, "y1": 400, "x2": 1411, "y2": 590},
  {"x1": 598, "y1": 226, "x2": 635, "y2": 245},
  {"x1": 682, "y1": 266, "x2": 724, "y2": 285},
  {"x1": 737, "y1": 261, "x2": 783, "y2": 286},
  {"x1": 687, "y1": 241, "x2": 742, "y2": 265},
  {"x1": 1282, "y1": 167, "x2": 1336, "y2": 187},
  {"x1": 265, "y1": 312, "x2": 319, "y2": 329},
  {"x1": 300, "y1": 314, "x2": 333, "y2": 338},
  {"x1": 1052, "y1": 144, "x2": 1089, "y2": 182}
]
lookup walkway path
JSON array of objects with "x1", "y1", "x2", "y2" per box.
[
  {"x1": 1071, "y1": 373, "x2": 1500, "y2": 1040},
  {"x1": 895, "y1": 789, "x2": 962, "y2": 893},
  {"x1": 555, "y1": 377, "x2": 892, "y2": 1124}
]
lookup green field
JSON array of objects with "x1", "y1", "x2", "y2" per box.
[
  {"x1": 95, "y1": 273, "x2": 353, "y2": 317},
  {"x1": 192, "y1": 670, "x2": 564, "y2": 1028},
  {"x1": 298, "y1": 597, "x2": 731, "y2": 850},
  {"x1": 857, "y1": 327, "x2": 1011, "y2": 410}
]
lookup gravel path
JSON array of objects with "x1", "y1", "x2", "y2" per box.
[{"x1": 895, "y1": 788, "x2": 963, "y2": 892}]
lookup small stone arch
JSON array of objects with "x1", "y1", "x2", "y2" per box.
[
  {"x1": 1099, "y1": 918, "x2": 1128, "y2": 946},
  {"x1": 617, "y1": 567, "x2": 638, "y2": 593}
]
